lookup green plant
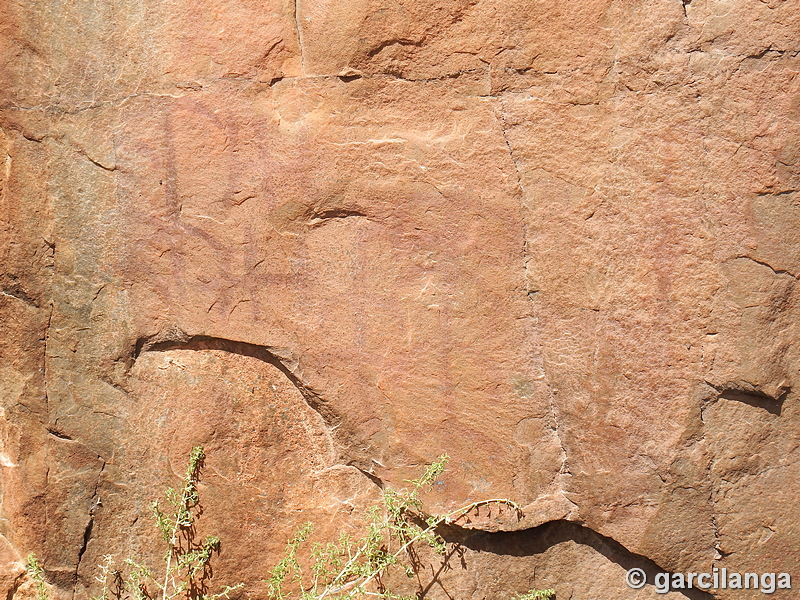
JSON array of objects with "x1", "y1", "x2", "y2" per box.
[
  {"x1": 25, "y1": 554, "x2": 51, "y2": 600},
  {"x1": 511, "y1": 591, "x2": 555, "y2": 600},
  {"x1": 92, "y1": 555, "x2": 119, "y2": 600},
  {"x1": 28, "y1": 451, "x2": 555, "y2": 600},
  {"x1": 98, "y1": 446, "x2": 242, "y2": 600},
  {"x1": 265, "y1": 455, "x2": 555, "y2": 600}
]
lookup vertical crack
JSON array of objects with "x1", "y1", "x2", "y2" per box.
[
  {"x1": 493, "y1": 98, "x2": 572, "y2": 491},
  {"x1": 2, "y1": 134, "x2": 11, "y2": 206},
  {"x1": 43, "y1": 301, "x2": 53, "y2": 414},
  {"x1": 73, "y1": 459, "x2": 106, "y2": 599},
  {"x1": 494, "y1": 98, "x2": 536, "y2": 298},
  {"x1": 549, "y1": 396, "x2": 570, "y2": 477},
  {"x1": 42, "y1": 297, "x2": 55, "y2": 547},
  {"x1": 698, "y1": 389, "x2": 725, "y2": 561},
  {"x1": 5, "y1": 570, "x2": 25, "y2": 600},
  {"x1": 293, "y1": 0, "x2": 306, "y2": 74},
  {"x1": 710, "y1": 514, "x2": 725, "y2": 559},
  {"x1": 708, "y1": 464, "x2": 727, "y2": 560},
  {"x1": 495, "y1": 99, "x2": 527, "y2": 205}
]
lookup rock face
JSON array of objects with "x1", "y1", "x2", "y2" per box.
[{"x1": 1, "y1": 0, "x2": 799, "y2": 598}]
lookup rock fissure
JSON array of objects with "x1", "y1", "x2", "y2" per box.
[
  {"x1": 308, "y1": 208, "x2": 370, "y2": 226},
  {"x1": 700, "y1": 390, "x2": 727, "y2": 562},
  {"x1": 548, "y1": 395, "x2": 570, "y2": 478},
  {"x1": 132, "y1": 333, "x2": 348, "y2": 446},
  {"x1": 98, "y1": 375, "x2": 129, "y2": 396},
  {"x1": 718, "y1": 460, "x2": 800, "y2": 489},
  {"x1": 695, "y1": 385, "x2": 733, "y2": 567},
  {"x1": 710, "y1": 515, "x2": 727, "y2": 559},
  {"x1": 492, "y1": 100, "x2": 529, "y2": 288},
  {"x1": 435, "y1": 519, "x2": 715, "y2": 600},
  {"x1": 73, "y1": 460, "x2": 105, "y2": 599},
  {"x1": 757, "y1": 189, "x2": 798, "y2": 197},
  {"x1": 707, "y1": 451, "x2": 722, "y2": 561},
  {"x1": 46, "y1": 428, "x2": 73, "y2": 441},
  {"x1": 5, "y1": 571, "x2": 25, "y2": 600},
  {"x1": 43, "y1": 301, "x2": 53, "y2": 416},
  {"x1": 493, "y1": 95, "x2": 571, "y2": 488},
  {"x1": 718, "y1": 388, "x2": 787, "y2": 415},
  {"x1": 735, "y1": 256, "x2": 798, "y2": 280},
  {"x1": 0, "y1": 288, "x2": 38, "y2": 308},
  {"x1": 75, "y1": 149, "x2": 116, "y2": 172},
  {"x1": 743, "y1": 47, "x2": 799, "y2": 60},
  {"x1": 375, "y1": 67, "x2": 485, "y2": 83},
  {"x1": 293, "y1": 0, "x2": 306, "y2": 74},
  {"x1": 367, "y1": 38, "x2": 425, "y2": 58},
  {"x1": 709, "y1": 383, "x2": 788, "y2": 415},
  {"x1": 353, "y1": 465, "x2": 385, "y2": 490}
]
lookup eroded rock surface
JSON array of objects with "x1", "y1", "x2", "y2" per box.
[{"x1": 1, "y1": 0, "x2": 799, "y2": 598}]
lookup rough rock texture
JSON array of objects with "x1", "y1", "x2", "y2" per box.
[{"x1": 1, "y1": 0, "x2": 799, "y2": 598}]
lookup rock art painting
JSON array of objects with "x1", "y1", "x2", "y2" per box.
[{"x1": 1, "y1": 0, "x2": 798, "y2": 598}]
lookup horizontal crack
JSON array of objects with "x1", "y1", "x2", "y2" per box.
[
  {"x1": 135, "y1": 333, "x2": 337, "y2": 425},
  {"x1": 706, "y1": 381, "x2": 790, "y2": 416},
  {"x1": 47, "y1": 428, "x2": 74, "y2": 441},
  {"x1": 0, "y1": 287, "x2": 39, "y2": 308},
  {"x1": 733, "y1": 255, "x2": 798, "y2": 280},
  {"x1": 435, "y1": 519, "x2": 715, "y2": 600}
]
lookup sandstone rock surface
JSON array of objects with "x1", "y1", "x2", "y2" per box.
[{"x1": 1, "y1": 0, "x2": 799, "y2": 598}]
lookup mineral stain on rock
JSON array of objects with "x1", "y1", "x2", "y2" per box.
[{"x1": 1, "y1": 0, "x2": 799, "y2": 598}]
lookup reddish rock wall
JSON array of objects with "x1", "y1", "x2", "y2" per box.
[{"x1": 1, "y1": 0, "x2": 799, "y2": 598}]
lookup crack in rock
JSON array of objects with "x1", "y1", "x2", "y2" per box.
[
  {"x1": 0, "y1": 287, "x2": 39, "y2": 308},
  {"x1": 130, "y1": 330, "x2": 377, "y2": 469},
  {"x1": 308, "y1": 208, "x2": 370, "y2": 227},
  {"x1": 133, "y1": 332, "x2": 334, "y2": 424},
  {"x1": 292, "y1": 0, "x2": 305, "y2": 73},
  {"x1": 734, "y1": 255, "x2": 799, "y2": 280},
  {"x1": 5, "y1": 570, "x2": 26, "y2": 600},
  {"x1": 436, "y1": 519, "x2": 716, "y2": 600},
  {"x1": 46, "y1": 428, "x2": 74, "y2": 441},
  {"x1": 708, "y1": 382, "x2": 789, "y2": 416},
  {"x1": 72, "y1": 460, "x2": 105, "y2": 599}
]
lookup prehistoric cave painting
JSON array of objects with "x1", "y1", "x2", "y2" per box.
[
  {"x1": 112, "y1": 87, "x2": 558, "y2": 514},
  {"x1": 3, "y1": 0, "x2": 800, "y2": 598}
]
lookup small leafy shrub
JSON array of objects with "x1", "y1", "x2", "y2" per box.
[
  {"x1": 111, "y1": 446, "x2": 243, "y2": 600},
  {"x1": 510, "y1": 592, "x2": 555, "y2": 600},
  {"x1": 25, "y1": 554, "x2": 51, "y2": 600},
  {"x1": 25, "y1": 447, "x2": 239, "y2": 600},
  {"x1": 265, "y1": 454, "x2": 555, "y2": 600},
  {"x1": 24, "y1": 451, "x2": 555, "y2": 600}
]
